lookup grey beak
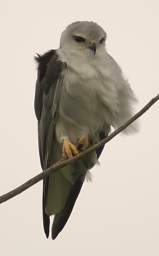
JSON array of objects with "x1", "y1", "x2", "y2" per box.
[{"x1": 89, "y1": 42, "x2": 96, "y2": 55}]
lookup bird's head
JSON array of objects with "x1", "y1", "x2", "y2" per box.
[{"x1": 60, "y1": 21, "x2": 107, "y2": 56}]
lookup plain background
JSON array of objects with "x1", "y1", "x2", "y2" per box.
[{"x1": 0, "y1": 0, "x2": 159, "y2": 255}]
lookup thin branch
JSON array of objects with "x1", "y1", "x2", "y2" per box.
[{"x1": 0, "y1": 94, "x2": 159, "y2": 204}]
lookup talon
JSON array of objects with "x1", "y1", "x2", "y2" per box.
[
  {"x1": 62, "y1": 138, "x2": 79, "y2": 159},
  {"x1": 77, "y1": 135, "x2": 89, "y2": 151}
]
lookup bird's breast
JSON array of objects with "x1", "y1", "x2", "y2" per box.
[
  {"x1": 56, "y1": 49, "x2": 119, "y2": 143},
  {"x1": 58, "y1": 64, "x2": 112, "y2": 139}
]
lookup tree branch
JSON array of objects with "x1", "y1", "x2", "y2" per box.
[{"x1": 0, "y1": 94, "x2": 159, "y2": 204}]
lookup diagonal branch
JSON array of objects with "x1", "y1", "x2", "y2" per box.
[{"x1": 0, "y1": 94, "x2": 159, "y2": 204}]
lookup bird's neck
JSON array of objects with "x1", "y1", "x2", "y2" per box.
[{"x1": 57, "y1": 47, "x2": 108, "y2": 68}]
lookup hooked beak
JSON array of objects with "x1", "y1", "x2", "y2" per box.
[{"x1": 89, "y1": 42, "x2": 96, "y2": 55}]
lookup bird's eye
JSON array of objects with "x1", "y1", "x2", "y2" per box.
[
  {"x1": 99, "y1": 37, "x2": 106, "y2": 44},
  {"x1": 73, "y1": 35, "x2": 86, "y2": 43}
]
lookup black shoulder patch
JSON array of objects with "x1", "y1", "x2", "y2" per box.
[{"x1": 35, "y1": 50, "x2": 55, "y2": 81}]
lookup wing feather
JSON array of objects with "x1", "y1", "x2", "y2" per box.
[{"x1": 34, "y1": 50, "x2": 65, "y2": 238}]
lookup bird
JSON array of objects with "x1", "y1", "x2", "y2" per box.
[{"x1": 34, "y1": 21, "x2": 137, "y2": 239}]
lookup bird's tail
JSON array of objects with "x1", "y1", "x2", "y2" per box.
[{"x1": 51, "y1": 174, "x2": 85, "y2": 239}]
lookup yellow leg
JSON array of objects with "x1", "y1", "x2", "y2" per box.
[{"x1": 62, "y1": 138, "x2": 79, "y2": 159}]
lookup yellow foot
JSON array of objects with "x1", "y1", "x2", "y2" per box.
[
  {"x1": 62, "y1": 138, "x2": 79, "y2": 159},
  {"x1": 77, "y1": 135, "x2": 89, "y2": 151}
]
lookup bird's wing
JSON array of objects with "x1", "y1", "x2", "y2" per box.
[{"x1": 34, "y1": 49, "x2": 65, "y2": 238}]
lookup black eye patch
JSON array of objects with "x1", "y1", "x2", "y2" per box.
[
  {"x1": 73, "y1": 35, "x2": 86, "y2": 43},
  {"x1": 99, "y1": 37, "x2": 106, "y2": 44}
]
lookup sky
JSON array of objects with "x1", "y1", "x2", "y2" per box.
[{"x1": 0, "y1": 0, "x2": 159, "y2": 255}]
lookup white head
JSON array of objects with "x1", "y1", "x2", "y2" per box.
[{"x1": 60, "y1": 21, "x2": 107, "y2": 56}]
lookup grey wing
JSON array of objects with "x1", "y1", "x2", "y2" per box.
[{"x1": 34, "y1": 50, "x2": 65, "y2": 238}]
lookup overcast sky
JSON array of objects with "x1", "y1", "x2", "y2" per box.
[{"x1": 0, "y1": 0, "x2": 159, "y2": 255}]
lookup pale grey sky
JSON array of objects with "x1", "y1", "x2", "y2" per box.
[{"x1": 0, "y1": 0, "x2": 159, "y2": 255}]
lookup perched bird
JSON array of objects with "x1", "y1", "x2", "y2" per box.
[{"x1": 34, "y1": 21, "x2": 137, "y2": 239}]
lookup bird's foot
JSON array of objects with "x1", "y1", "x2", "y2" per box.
[
  {"x1": 77, "y1": 135, "x2": 89, "y2": 151},
  {"x1": 62, "y1": 138, "x2": 79, "y2": 159}
]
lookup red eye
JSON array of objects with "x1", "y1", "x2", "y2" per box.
[{"x1": 73, "y1": 35, "x2": 86, "y2": 43}]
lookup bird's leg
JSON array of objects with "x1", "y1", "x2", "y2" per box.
[
  {"x1": 62, "y1": 138, "x2": 79, "y2": 159},
  {"x1": 77, "y1": 135, "x2": 89, "y2": 151}
]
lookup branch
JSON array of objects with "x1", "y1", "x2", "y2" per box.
[{"x1": 0, "y1": 94, "x2": 159, "y2": 204}]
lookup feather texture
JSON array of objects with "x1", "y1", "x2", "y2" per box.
[{"x1": 34, "y1": 21, "x2": 137, "y2": 239}]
